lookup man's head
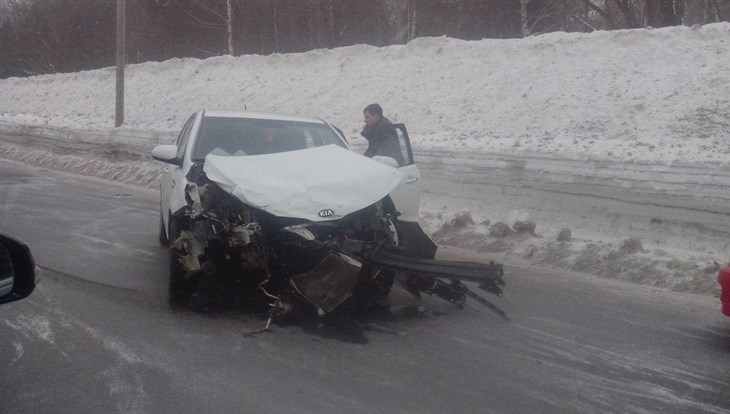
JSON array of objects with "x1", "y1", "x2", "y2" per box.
[{"x1": 363, "y1": 103, "x2": 383, "y2": 128}]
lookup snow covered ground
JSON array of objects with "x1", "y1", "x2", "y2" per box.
[{"x1": 1, "y1": 23, "x2": 729, "y2": 295}]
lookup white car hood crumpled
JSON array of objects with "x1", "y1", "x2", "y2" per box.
[{"x1": 203, "y1": 145, "x2": 403, "y2": 222}]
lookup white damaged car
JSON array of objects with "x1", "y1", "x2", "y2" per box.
[{"x1": 152, "y1": 110, "x2": 505, "y2": 319}]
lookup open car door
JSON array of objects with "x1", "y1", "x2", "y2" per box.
[{"x1": 387, "y1": 124, "x2": 422, "y2": 222}]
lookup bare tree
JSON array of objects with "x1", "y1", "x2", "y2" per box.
[
  {"x1": 184, "y1": 0, "x2": 235, "y2": 54},
  {"x1": 579, "y1": 0, "x2": 618, "y2": 28},
  {"x1": 382, "y1": 0, "x2": 408, "y2": 44},
  {"x1": 2, "y1": 0, "x2": 729, "y2": 79},
  {"x1": 528, "y1": 0, "x2": 571, "y2": 35},
  {"x1": 708, "y1": 0, "x2": 723, "y2": 21},
  {"x1": 272, "y1": 0, "x2": 279, "y2": 52},
  {"x1": 226, "y1": 0, "x2": 234, "y2": 54},
  {"x1": 673, "y1": 0, "x2": 686, "y2": 24},
  {"x1": 520, "y1": 0, "x2": 531, "y2": 37},
  {"x1": 407, "y1": 0, "x2": 418, "y2": 42}
]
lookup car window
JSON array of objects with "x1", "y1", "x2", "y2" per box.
[
  {"x1": 175, "y1": 114, "x2": 196, "y2": 160},
  {"x1": 192, "y1": 117, "x2": 347, "y2": 161},
  {"x1": 394, "y1": 127, "x2": 414, "y2": 166}
]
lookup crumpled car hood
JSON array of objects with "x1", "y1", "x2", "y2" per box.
[{"x1": 203, "y1": 145, "x2": 403, "y2": 222}]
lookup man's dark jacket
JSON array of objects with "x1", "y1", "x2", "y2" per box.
[{"x1": 361, "y1": 117, "x2": 404, "y2": 165}]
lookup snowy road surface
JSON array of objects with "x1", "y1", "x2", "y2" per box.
[{"x1": 1, "y1": 162, "x2": 729, "y2": 414}]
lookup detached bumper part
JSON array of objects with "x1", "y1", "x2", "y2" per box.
[
  {"x1": 364, "y1": 246, "x2": 505, "y2": 296},
  {"x1": 360, "y1": 244, "x2": 507, "y2": 319},
  {"x1": 289, "y1": 252, "x2": 362, "y2": 316}
]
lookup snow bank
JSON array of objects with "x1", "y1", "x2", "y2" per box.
[
  {"x1": 2, "y1": 23, "x2": 729, "y2": 164},
  {"x1": 0, "y1": 121, "x2": 176, "y2": 153}
]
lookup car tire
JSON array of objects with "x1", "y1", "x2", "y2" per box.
[
  {"x1": 158, "y1": 213, "x2": 169, "y2": 246},
  {"x1": 343, "y1": 267, "x2": 394, "y2": 315},
  {"x1": 375, "y1": 198, "x2": 398, "y2": 299},
  {"x1": 168, "y1": 216, "x2": 196, "y2": 306},
  {"x1": 375, "y1": 270, "x2": 395, "y2": 299}
]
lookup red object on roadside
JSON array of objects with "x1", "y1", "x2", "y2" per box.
[{"x1": 719, "y1": 264, "x2": 730, "y2": 316}]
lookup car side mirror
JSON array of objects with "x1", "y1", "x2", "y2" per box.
[
  {"x1": 0, "y1": 233, "x2": 37, "y2": 305},
  {"x1": 152, "y1": 145, "x2": 182, "y2": 166}
]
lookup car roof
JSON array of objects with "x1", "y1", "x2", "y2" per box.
[{"x1": 203, "y1": 110, "x2": 326, "y2": 124}]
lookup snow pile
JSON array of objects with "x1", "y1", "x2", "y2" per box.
[
  {"x1": 422, "y1": 210, "x2": 725, "y2": 295},
  {"x1": 2, "y1": 23, "x2": 730, "y2": 164},
  {"x1": 0, "y1": 145, "x2": 162, "y2": 188}
]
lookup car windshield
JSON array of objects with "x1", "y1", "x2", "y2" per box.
[{"x1": 192, "y1": 116, "x2": 346, "y2": 160}]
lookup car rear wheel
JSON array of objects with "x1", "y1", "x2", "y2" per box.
[{"x1": 158, "y1": 213, "x2": 169, "y2": 246}]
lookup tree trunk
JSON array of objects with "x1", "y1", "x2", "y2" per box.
[
  {"x1": 613, "y1": 0, "x2": 639, "y2": 28},
  {"x1": 272, "y1": 0, "x2": 279, "y2": 52},
  {"x1": 710, "y1": 0, "x2": 722, "y2": 21},
  {"x1": 226, "y1": 0, "x2": 233, "y2": 55},
  {"x1": 520, "y1": 0, "x2": 530, "y2": 37},
  {"x1": 673, "y1": 0, "x2": 686, "y2": 25},
  {"x1": 307, "y1": 0, "x2": 314, "y2": 49},
  {"x1": 408, "y1": 0, "x2": 417, "y2": 41},
  {"x1": 579, "y1": 0, "x2": 616, "y2": 29},
  {"x1": 327, "y1": 0, "x2": 335, "y2": 47}
]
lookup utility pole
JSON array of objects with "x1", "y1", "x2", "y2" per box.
[{"x1": 115, "y1": 0, "x2": 126, "y2": 127}]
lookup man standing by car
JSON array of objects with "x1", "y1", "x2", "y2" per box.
[{"x1": 361, "y1": 103, "x2": 404, "y2": 165}]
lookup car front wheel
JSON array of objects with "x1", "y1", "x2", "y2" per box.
[{"x1": 168, "y1": 216, "x2": 196, "y2": 306}]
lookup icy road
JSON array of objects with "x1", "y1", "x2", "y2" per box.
[{"x1": 1, "y1": 161, "x2": 729, "y2": 414}]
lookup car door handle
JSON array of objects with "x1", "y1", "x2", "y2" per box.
[
  {"x1": 172, "y1": 179, "x2": 176, "y2": 189},
  {"x1": 406, "y1": 176, "x2": 419, "y2": 184}
]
